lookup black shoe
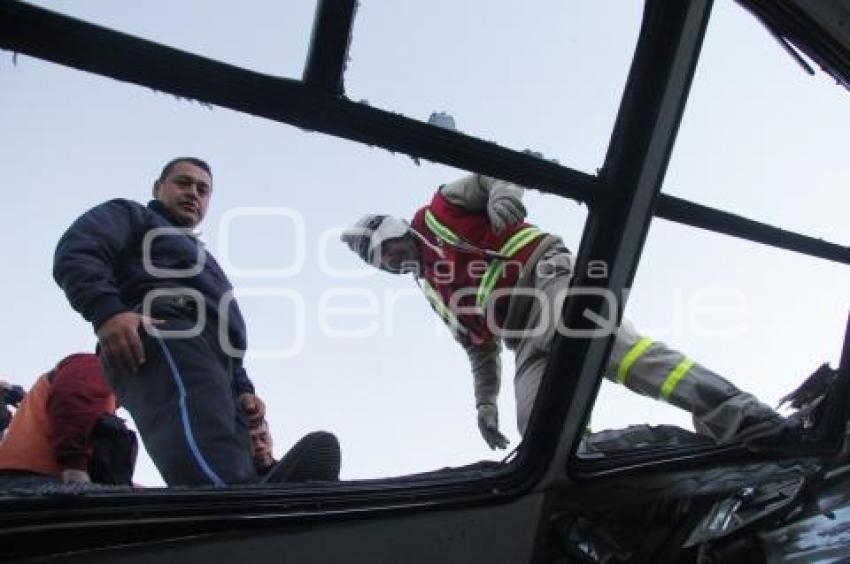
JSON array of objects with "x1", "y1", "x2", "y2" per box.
[{"x1": 261, "y1": 431, "x2": 341, "y2": 484}]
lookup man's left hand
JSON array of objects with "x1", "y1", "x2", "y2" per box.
[
  {"x1": 239, "y1": 393, "x2": 266, "y2": 427},
  {"x1": 477, "y1": 403, "x2": 510, "y2": 450}
]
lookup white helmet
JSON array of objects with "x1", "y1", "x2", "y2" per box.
[{"x1": 340, "y1": 214, "x2": 413, "y2": 273}]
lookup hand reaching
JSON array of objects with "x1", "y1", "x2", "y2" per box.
[{"x1": 477, "y1": 403, "x2": 509, "y2": 450}]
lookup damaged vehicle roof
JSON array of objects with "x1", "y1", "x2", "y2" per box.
[{"x1": 0, "y1": 0, "x2": 849, "y2": 562}]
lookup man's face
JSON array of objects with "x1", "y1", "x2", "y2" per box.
[
  {"x1": 249, "y1": 421, "x2": 275, "y2": 471},
  {"x1": 152, "y1": 161, "x2": 212, "y2": 228},
  {"x1": 379, "y1": 237, "x2": 420, "y2": 274}
]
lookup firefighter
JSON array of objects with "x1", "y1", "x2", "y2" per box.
[{"x1": 342, "y1": 174, "x2": 786, "y2": 449}]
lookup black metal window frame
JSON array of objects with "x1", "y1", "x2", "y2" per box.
[{"x1": 1, "y1": 0, "x2": 848, "y2": 550}]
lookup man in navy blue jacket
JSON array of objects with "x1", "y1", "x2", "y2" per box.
[{"x1": 54, "y1": 157, "x2": 275, "y2": 486}]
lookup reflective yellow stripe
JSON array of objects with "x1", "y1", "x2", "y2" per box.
[
  {"x1": 476, "y1": 227, "x2": 542, "y2": 307},
  {"x1": 424, "y1": 207, "x2": 542, "y2": 309},
  {"x1": 420, "y1": 279, "x2": 467, "y2": 336},
  {"x1": 476, "y1": 262, "x2": 505, "y2": 307},
  {"x1": 420, "y1": 279, "x2": 453, "y2": 323},
  {"x1": 424, "y1": 210, "x2": 461, "y2": 246},
  {"x1": 616, "y1": 337, "x2": 653, "y2": 385},
  {"x1": 660, "y1": 358, "x2": 695, "y2": 402},
  {"x1": 499, "y1": 227, "x2": 541, "y2": 257}
]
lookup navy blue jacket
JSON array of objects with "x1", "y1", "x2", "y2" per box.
[{"x1": 53, "y1": 199, "x2": 254, "y2": 395}]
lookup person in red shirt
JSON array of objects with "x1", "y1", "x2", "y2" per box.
[{"x1": 0, "y1": 353, "x2": 121, "y2": 485}]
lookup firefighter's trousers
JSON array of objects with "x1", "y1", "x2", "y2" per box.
[{"x1": 511, "y1": 245, "x2": 781, "y2": 440}]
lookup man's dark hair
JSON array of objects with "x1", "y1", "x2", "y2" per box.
[{"x1": 158, "y1": 157, "x2": 212, "y2": 182}]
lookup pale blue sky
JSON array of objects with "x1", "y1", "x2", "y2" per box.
[{"x1": 1, "y1": 1, "x2": 848, "y2": 486}]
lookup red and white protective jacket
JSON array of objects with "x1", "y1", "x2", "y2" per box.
[{"x1": 409, "y1": 174, "x2": 549, "y2": 407}]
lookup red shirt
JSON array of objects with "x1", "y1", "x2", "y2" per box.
[{"x1": 0, "y1": 353, "x2": 116, "y2": 475}]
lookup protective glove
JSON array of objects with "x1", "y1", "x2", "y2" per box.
[
  {"x1": 477, "y1": 403, "x2": 509, "y2": 450},
  {"x1": 487, "y1": 194, "x2": 526, "y2": 235}
]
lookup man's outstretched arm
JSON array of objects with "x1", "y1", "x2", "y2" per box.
[{"x1": 465, "y1": 340, "x2": 509, "y2": 450}]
